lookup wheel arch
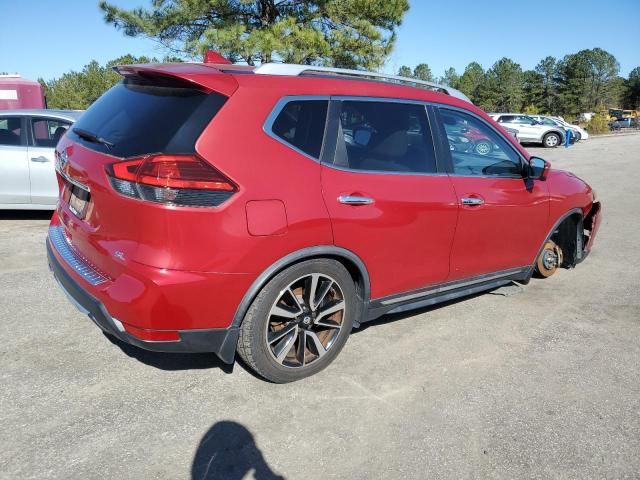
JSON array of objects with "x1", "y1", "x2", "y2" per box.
[
  {"x1": 543, "y1": 128, "x2": 565, "y2": 144},
  {"x1": 231, "y1": 246, "x2": 371, "y2": 329},
  {"x1": 532, "y1": 207, "x2": 584, "y2": 270}
]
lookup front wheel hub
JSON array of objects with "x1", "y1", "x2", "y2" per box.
[{"x1": 536, "y1": 240, "x2": 563, "y2": 278}]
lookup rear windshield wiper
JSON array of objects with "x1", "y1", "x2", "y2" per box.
[{"x1": 72, "y1": 128, "x2": 115, "y2": 150}]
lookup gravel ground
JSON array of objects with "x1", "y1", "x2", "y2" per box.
[{"x1": 1, "y1": 134, "x2": 639, "y2": 479}]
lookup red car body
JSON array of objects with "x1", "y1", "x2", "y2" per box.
[{"x1": 47, "y1": 62, "x2": 601, "y2": 371}]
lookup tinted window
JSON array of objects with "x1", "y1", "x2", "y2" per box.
[
  {"x1": 517, "y1": 116, "x2": 536, "y2": 125},
  {"x1": 441, "y1": 109, "x2": 522, "y2": 177},
  {"x1": 271, "y1": 100, "x2": 328, "y2": 159},
  {"x1": 537, "y1": 117, "x2": 557, "y2": 126},
  {"x1": 31, "y1": 118, "x2": 71, "y2": 147},
  {"x1": 333, "y1": 101, "x2": 436, "y2": 173},
  {"x1": 0, "y1": 116, "x2": 24, "y2": 146},
  {"x1": 69, "y1": 76, "x2": 226, "y2": 157},
  {"x1": 497, "y1": 115, "x2": 516, "y2": 123}
]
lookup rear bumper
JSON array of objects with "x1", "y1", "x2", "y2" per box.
[{"x1": 47, "y1": 240, "x2": 239, "y2": 363}]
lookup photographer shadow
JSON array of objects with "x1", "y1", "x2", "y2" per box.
[{"x1": 192, "y1": 421, "x2": 284, "y2": 480}]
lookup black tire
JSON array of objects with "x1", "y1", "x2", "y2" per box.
[
  {"x1": 237, "y1": 259, "x2": 357, "y2": 383},
  {"x1": 543, "y1": 132, "x2": 561, "y2": 148}
]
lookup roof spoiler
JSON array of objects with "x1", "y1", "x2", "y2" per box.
[{"x1": 112, "y1": 63, "x2": 239, "y2": 97}]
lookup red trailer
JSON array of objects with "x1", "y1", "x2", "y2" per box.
[{"x1": 0, "y1": 75, "x2": 46, "y2": 110}]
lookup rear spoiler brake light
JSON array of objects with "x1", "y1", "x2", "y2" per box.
[{"x1": 112, "y1": 63, "x2": 239, "y2": 97}]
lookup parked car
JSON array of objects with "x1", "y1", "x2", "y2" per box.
[
  {"x1": 551, "y1": 116, "x2": 589, "y2": 140},
  {"x1": 47, "y1": 61, "x2": 601, "y2": 382},
  {"x1": 489, "y1": 113, "x2": 566, "y2": 147},
  {"x1": 529, "y1": 115, "x2": 585, "y2": 141},
  {"x1": 609, "y1": 118, "x2": 639, "y2": 130},
  {"x1": 0, "y1": 109, "x2": 82, "y2": 209}
]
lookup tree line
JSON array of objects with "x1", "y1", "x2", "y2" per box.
[
  {"x1": 399, "y1": 49, "x2": 640, "y2": 117},
  {"x1": 38, "y1": 0, "x2": 639, "y2": 119}
]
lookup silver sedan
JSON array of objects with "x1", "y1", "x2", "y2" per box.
[{"x1": 0, "y1": 109, "x2": 82, "y2": 209}]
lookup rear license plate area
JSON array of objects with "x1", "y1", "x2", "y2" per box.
[{"x1": 63, "y1": 183, "x2": 91, "y2": 219}]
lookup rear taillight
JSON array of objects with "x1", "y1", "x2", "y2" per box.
[{"x1": 105, "y1": 154, "x2": 236, "y2": 207}]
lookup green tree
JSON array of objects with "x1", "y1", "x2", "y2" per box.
[
  {"x1": 412, "y1": 63, "x2": 433, "y2": 82},
  {"x1": 522, "y1": 70, "x2": 545, "y2": 112},
  {"x1": 535, "y1": 56, "x2": 558, "y2": 113},
  {"x1": 397, "y1": 65, "x2": 412, "y2": 77},
  {"x1": 99, "y1": 0, "x2": 409, "y2": 69},
  {"x1": 557, "y1": 48, "x2": 619, "y2": 113},
  {"x1": 625, "y1": 66, "x2": 640, "y2": 109},
  {"x1": 483, "y1": 58, "x2": 523, "y2": 112},
  {"x1": 40, "y1": 55, "x2": 171, "y2": 109},
  {"x1": 457, "y1": 62, "x2": 485, "y2": 103},
  {"x1": 439, "y1": 67, "x2": 459, "y2": 88}
]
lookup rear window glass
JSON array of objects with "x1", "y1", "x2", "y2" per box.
[
  {"x1": 271, "y1": 100, "x2": 328, "y2": 159},
  {"x1": 68, "y1": 76, "x2": 226, "y2": 157}
]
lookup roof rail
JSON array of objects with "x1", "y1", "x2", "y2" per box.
[{"x1": 253, "y1": 63, "x2": 472, "y2": 103}]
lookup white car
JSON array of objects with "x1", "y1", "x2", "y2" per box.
[
  {"x1": 553, "y1": 116, "x2": 589, "y2": 140},
  {"x1": 489, "y1": 113, "x2": 566, "y2": 148},
  {"x1": 529, "y1": 115, "x2": 588, "y2": 141},
  {"x1": 0, "y1": 109, "x2": 82, "y2": 209}
]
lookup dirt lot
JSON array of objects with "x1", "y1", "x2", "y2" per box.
[{"x1": 1, "y1": 134, "x2": 639, "y2": 479}]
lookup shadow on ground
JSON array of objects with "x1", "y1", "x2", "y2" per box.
[
  {"x1": 192, "y1": 421, "x2": 284, "y2": 480},
  {"x1": 103, "y1": 333, "x2": 234, "y2": 373}
]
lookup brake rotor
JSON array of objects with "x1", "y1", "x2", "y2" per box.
[{"x1": 536, "y1": 240, "x2": 563, "y2": 278}]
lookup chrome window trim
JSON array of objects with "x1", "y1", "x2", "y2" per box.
[
  {"x1": 263, "y1": 94, "x2": 529, "y2": 178},
  {"x1": 262, "y1": 95, "x2": 331, "y2": 164}
]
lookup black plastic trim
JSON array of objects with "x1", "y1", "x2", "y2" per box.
[
  {"x1": 366, "y1": 267, "x2": 530, "y2": 321},
  {"x1": 47, "y1": 240, "x2": 238, "y2": 363}
]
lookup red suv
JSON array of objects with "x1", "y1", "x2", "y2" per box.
[{"x1": 47, "y1": 61, "x2": 601, "y2": 382}]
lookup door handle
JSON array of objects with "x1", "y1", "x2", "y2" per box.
[
  {"x1": 461, "y1": 197, "x2": 484, "y2": 206},
  {"x1": 338, "y1": 195, "x2": 374, "y2": 206},
  {"x1": 31, "y1": 156, "x2": 50, "y2": 163}
]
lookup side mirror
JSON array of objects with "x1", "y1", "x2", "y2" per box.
[{"x1": 529, "y1": 156, "x2": 550, "y2": 180}]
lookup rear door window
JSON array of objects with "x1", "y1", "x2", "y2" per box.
[
  {"x1": 270, "y1": 100, "x2": 328, "y2": 159},
  {"x1": 0, "y1": 116, "x2": 25, "y2": 146},
  {"x1": 332, "y1": 101, "x2": 437, "y2": 173},
  {"x1": 31, "y1": 118, "x2": 71, "y2": 147},
  {"x1": 68, "y1": 76, "x2": 227, "y2": 157}
]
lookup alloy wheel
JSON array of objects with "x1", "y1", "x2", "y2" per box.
[
  {"x1": 265, "y1": 273, "x2": 346, "y2": 368},
  {"x1": 545, "y1": 134, "x2": 560, "y2": 147}
]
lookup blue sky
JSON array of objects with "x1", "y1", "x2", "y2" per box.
[{"x1": 1, "y1": 0, "x2": 638, "y2": 82}]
